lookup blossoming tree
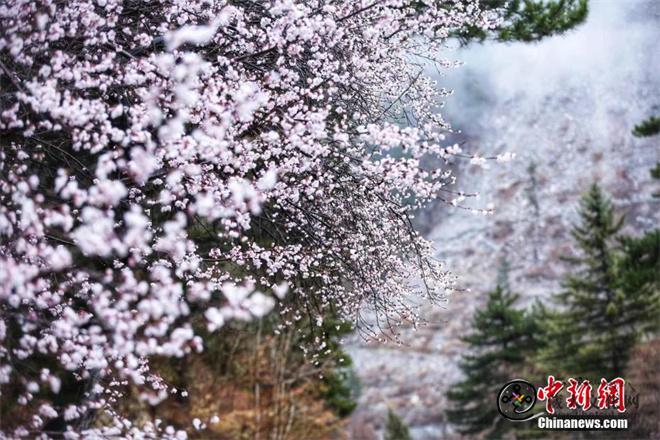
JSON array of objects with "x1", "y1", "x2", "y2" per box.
[{"x1": 0, "y1": 0, "x2": 500, "y2": 436}]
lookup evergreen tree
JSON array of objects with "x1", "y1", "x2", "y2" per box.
[
  {"x1": 458, "y1": 0, "x2": 589, "y2": 42},
  {"x1": 650, "y1": 163, "x2": 660, "y2": 180},
  {"x1": 384, "y1": 410, "x2": 411, "y2": 440},
  {"x1": 316, "y1": 316, "x2": 360, "y2": 417},
  {"x1": 539, "y1": 185, "x2": 659, "y2": 380},
  {"x1": 633, "y1": 116, "x2": 660, "y2": 196},
  {"x1": 617, "y1": 230, "x2": 660, "y2": 335},
  {"x1": 632, "y1": 116, "x2": 660, "y2": 137},
  {"x1": 446, "y1": 284, "x2": 537, "y2": 438},
  {"x1": 649, "y1": 162, "x2": 660, "y2": 198}
]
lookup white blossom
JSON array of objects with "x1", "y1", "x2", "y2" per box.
[{"x1": 0, "y1": 0, "x2": 496, "y2": 436}]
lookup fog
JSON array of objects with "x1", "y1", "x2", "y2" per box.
[{"x1": 443, "y1": 0, "x2": 660, "y2": 134}]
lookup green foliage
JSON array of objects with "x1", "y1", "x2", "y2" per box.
[
  {"x1": 446, "y1": 284, "x2": 538, "y2": 438},
  {"x1": 384, "y1": 409, "x2": 411, "y2": 440},
  {"x1": 538, "y1": 185, "x2": 660, "y2": 380},
  {"x1": 632, "y1": 116, "x2": 660, "y2": 137},
  {"x1": 651, "y1": 163, "x2": 660, "y2": 180},
  {"x1": 315, "y1": 315, "x2": 360, "y2": 417},
  {"x1": 320, "y1": 369, "x2": 359, "y2": 417},
  {"x1": 650, "y1": 163, "x2": 660, "y2": 198},
  {"x1": 617, "y1": 230, "x2": 660, "y2": 335},
  {"x1": 458, "y1": 0, "x2": 588, "y2": 42}
]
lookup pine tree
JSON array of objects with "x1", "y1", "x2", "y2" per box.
[
  {"x1": 384, "y1": 410, "x2": 411, "y2": 440},
  {"x1": 632, "y1": 116, "x2": 660, "y2": 137},
  {"x1": 316, "y1": 315, "x2": 359, "y2": 417},
  {"x1": 617, "y1": 229, "x2": 660, "y2": 335},
  {"x1": 446, "y1": 284, "x2": 537, "y2": 438},
  {"x1": 649, "y1": 162, "x2": 660, "y2": 198},
  {"x1": 458, "y1": 0, "x2": 589, "y2": 42},
  {"x1": 539, "y1": 185, "x2": 658, "y2": 380},
  {"x1": 633, "y1": 116, "x2": 660, "y2": 195}
]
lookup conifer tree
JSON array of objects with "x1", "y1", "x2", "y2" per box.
[
  {"x1": 459, "y1": 0, "x2": 589, "y2": 42},
  {"x1": 446, "y1": 284, "x2": 537, "y2": 438},
  {"x1": 385, "y1": 410, "x2": 411, "y2": 440},
  {"x1": 539, "y1": 185, "x2": 658, "y2": 380},
  {"x1": 632, "y1": 116, "x2": 660, "y2": 137},
  {"x1": 632, "y1": 115, "x2": 660, "y2": 196},
  {"x1": 649, "y1": 163, "x2": 660, "y2": 198},
  {"x1": 617, "y1": 230, "x2": 660, "y2": 335}
]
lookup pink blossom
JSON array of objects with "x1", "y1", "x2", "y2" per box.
[{"x1": 0, "y1": 0, "x2": 497, "y2": 436}]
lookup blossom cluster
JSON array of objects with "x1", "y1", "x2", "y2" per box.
[{"x1": 0, "y1": 0, "x2": 495, "y2": 437}]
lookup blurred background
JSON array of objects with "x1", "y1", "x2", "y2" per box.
[{"x1": 346, "y1": 0, "x2": 660, "y2": 438}]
